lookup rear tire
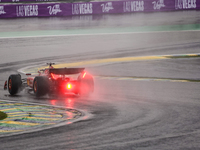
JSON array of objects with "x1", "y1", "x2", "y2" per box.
[
  {"x1": 8, "y1": 74, "x2": 22, "y2": 95},
  {"x1": 33, "y1": 76, "x2": 49, "y2": 97}
]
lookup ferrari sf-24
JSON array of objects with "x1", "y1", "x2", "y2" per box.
[{"x1": 4, "y1": 63, "x2": 94, "y2": 97}]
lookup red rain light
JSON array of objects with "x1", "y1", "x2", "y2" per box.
[{"x1": 67, "y1": 83, "x2": 72, "y2": 89}]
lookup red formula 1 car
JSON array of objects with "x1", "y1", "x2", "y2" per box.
[{"x1": 4, "y1": 63, "x2": 94, "y2": 97}]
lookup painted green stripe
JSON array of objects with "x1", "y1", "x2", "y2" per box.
[
  {"x1": 0, "y1": 123, "x2": 33, "y2": 128},
  {"x1": 6, "y1": 112, "x2": 27, "y2": 115},
  {"x1": 18, "y1": 109, "x2": 51, "y2": 112},
  {"x1": 165, "y1": 54, "x2": 200, "y2": 59},
  {"x1": 21, "y1": 118, "x2": 61, "y2": 122}
]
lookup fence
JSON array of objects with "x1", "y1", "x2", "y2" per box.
[{"x1": 0, "y1": 0, "x2": 199, "y2": 18}]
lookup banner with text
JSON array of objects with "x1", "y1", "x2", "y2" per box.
[{"x1": 0, "y1": 0, "x2": 199, "y2": 18}]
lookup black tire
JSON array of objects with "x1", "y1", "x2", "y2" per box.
[
  {"x1": 33, "y1": 76, "x2": 49, "y2": 97},
  {"x1": 8, "y1": 74, "x2": 22, "y2": 95}
]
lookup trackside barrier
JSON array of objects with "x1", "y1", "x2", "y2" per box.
[{"x1": 0, "y1": 0, "x2": 199, "y2": 18}]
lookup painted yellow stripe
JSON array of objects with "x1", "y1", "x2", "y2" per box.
[
  {"x1": 23, "y1": 53, "x2": 200, "y2": 74},
  {"x1": 0, "y1": 130, "x2": 22, "y2": 133},
  {"x1": 1, "y1": 121, "x2": 39, "y2": 126},
  {"x1": 55, "y1": 56, "x2": 166, "y2": 67},
  {"x1": 8, "y1": 114, "x2": 28, "y2": 117},
  {"x1": 38, "y1": 56, "x2": 167, "y2": 69},
  {"x1": 25, "y1": 108, "x2": 54, "y2": 111},
  {"x1": 14, "y1": 103, "x2": 24, "y2": 105},
  {"x1": 4, "y1": 118, "x2": 25, "y2": 121},
  {"x1": 18, "y1": 105, "x2": 45, "y2": 108},
  {"x1": 171, "y1": 80, "x2": 189, "y2": 82},
  {"x1": 0, "y1": 108, "x2": 17, "y2": 111},
  {"x1": 43, "y1": 123, "x2": 56, "y2": 125},
  {"x1": 18, "y1": 110, "x2": 53, "y2": 113},
  {"x1": 27, "y1": 112, "x2": 57, "y2": 115},
  {"x1": 26, "y1": 117, "x2": 61, "y2": 120},
  {"x1": 181, "y1": 80, "x2": 190, "y2": 82},
  {"x1": 188, "y1": 54, "x2": 198, "y2": 57},
  {"x1": 134, "y1": 79, "x2": 144, "y2": 81},
  {"x1": 7, "y1": 112, "x2": 26, "y2": 115},
  {"x1": 0, "y1": 104, "x2": 15, "y2": 106}
]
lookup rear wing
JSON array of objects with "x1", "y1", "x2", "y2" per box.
[{"x1": 49, "y1": 68, "x2": 85, "y2": 75}]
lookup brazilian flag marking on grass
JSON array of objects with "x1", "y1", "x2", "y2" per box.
[{"x1": 0, "y1": 101, "x2": 83, "y2": 136}]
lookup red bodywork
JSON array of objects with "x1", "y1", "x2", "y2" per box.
[
  {"x1": 4, "y1": 63, "x2": 94, "y2": 96},
  {"x1": 27, "y1": 66, "x2": 93, "y2": 95}
]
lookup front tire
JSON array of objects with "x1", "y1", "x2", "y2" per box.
[
  {"x1": 33, "y1": 76, "x2": 49, "y2": 97},
  {"x1": 8, "y1": 74, "x2": 22, "y2": 95}
]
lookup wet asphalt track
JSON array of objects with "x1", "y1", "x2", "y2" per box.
[{"x1": 1, "y1": 11, "x2": 200, "y2": 149}]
